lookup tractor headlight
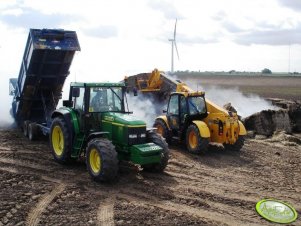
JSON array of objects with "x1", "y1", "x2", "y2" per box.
[
  {"x1": 140, "y1": 133, "x2": 146, "y2": 138},
  {"x1": 129, "y1": 134, "x2": 138, "y2": 139}
]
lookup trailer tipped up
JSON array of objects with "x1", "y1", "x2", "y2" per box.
[{"x1": 9, "y1": 28, "x2": 80, "y2": 138}]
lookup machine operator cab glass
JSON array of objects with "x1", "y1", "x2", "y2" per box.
[
  {"x1": 187, "y1": 96, "x2": 207, "y2": 116},
  {"x1": 89, "y1": 87, "x2": 124, "y2": 113}
]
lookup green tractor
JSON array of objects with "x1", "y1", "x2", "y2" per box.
[{"x1": 50, "y1": 82, "x2": 169, "y2": 182}]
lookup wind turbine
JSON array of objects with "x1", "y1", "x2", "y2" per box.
[{"x1": 168, "y1": 19, "x2": 179, "y2": 74}]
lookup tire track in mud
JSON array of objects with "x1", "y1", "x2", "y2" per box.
[
  {"x1": 97, "y1": 195, "x2": 116, "y2": 226},
  {"x1": 117, "y1": 193, "x2": 259, "y2": 226},
  {"x1": 26, "y1": 182, "x2": 66, "y2": 226}
]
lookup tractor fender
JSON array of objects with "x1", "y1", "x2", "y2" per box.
[
  {"x1": 156, "y1": 115, "x2": 170, "y2": 130},
  {"x1": 51, "y1": 108, "x2": 80, "y2": 135},
  {"x1": 192, "y1": 120, "x2": 210, "y2": 138},
  {"x1": 238, "y1": 120, "x2": 247, "y2": 135}
]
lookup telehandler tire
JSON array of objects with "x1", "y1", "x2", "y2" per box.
[
  {"x1": 186, "y1": 124, "x2": 209, "y2": 154},
  {"x1": 142, "y1": 131, "x2": 169, "y2": 172},
  {"x1": 50, "y1": 117, "x2": 72, "y2": 164},
  {"x1": 86, "y1": 138, "x2": 118, "y2": 182},
  {"x1": 224, "y1": 136, "x2": 245, "y2": 151},
  {"x1": 153, "y1": 119, "x2": 171, "y2": 143}
]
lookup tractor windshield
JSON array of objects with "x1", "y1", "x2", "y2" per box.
[
  {"x1": 89, "y1": 87, "x2": 124, "y2": 112},
  {"x1": 188, "y1": 96, "x2": 206, "y2": 115}
]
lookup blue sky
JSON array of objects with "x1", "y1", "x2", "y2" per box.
[{"x1": 1, "y1": 0, "x2": 301, "y2": 123}]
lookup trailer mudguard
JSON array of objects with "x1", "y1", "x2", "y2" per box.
[
  {"x1": 192, "y1": 120, "x2": 210, "y2": 138},
  {"x1": 238, "y1": 120, "x2": 247, "y2": 135}
]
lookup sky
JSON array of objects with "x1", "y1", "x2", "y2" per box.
[{"x1": 0, "y1": 0, "x2": 301, "y2": 124}]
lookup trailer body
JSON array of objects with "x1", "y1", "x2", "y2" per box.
[{"x1": 9, "y1": 28, "x2": 80, "y2": 133}]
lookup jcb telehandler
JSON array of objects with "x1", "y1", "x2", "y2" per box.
[{"x1": 126, "y1": 69, "x2": 247, "y2": 154}]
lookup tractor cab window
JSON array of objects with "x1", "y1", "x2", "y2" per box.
[
  {"x1": 168, "y1": 95, "x2": 179, "y2": 115},
  {"x1": 188, "y1": 96, "x2": 206, "y2": 115},
  {"x1": 72, "y1": 87, "x2": 85, "y2": 112},
  {"x1": 89, "y1": 87, "x2": 123, "y2": 112}
]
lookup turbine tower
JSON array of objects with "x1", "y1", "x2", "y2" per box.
[{"x1": 168, "y1": 19, "x2": 179, "y2": 74}]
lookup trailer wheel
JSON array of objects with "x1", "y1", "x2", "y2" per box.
[
  {"x1": 142, "y1": 131, "x2": 169, "y2": 172},
  {"x1": 28, "y1": 123, "x2": 39, "y2": 141},
  {"x1": 23, "y1": 120, "x2": 30, "y2": 137},
  {"x1": 86, "y1": 138, "x2": 118, "y2": 182},
  {"x1": 224, "y1": 136, "x2": 245, "y2": 151},
  {"x1": 186, "y1": 124, "x2": 209, "y2": 154},
  {"x1": 153, "y1": 119, "x2": 171, "y2": 143},
  {"x1": 50, "y1": 117, "x2": 72, "y2": 163}
]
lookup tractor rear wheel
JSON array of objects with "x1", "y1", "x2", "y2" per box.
[
  {"x1": 224, "y1": 136, "x2": 245, "y2": 151},
  {"x1": 186, "y1": 124, "x2": 209, "y2": 154},
  {"x1": 86, "y1": 138, "x2": 118, "y2": 182},
  {"x1": 28, "y1": 123, "x2": 39, "y2": 141},
  {"x1": 142, "y1": 131, "x2": 169, "y2": 172},
  {"x1": 153, "y1": 119, "x2": 170, "y2": 143},
  {"x1": 50, "y1": 117, "x2": 72, "y2": 164}
]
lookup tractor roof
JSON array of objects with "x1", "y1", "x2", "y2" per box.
[{"x1": 70, "y1": 82, "x2": 125, "y2": 87}]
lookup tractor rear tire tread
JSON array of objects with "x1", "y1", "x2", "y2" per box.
[{"x1": 50, "y1": 117, "x2": 72, "y2": 164}]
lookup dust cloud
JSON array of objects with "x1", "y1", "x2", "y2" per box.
[
  {"x1": 0, "y1": 78, "x2": 15, "y2": 129},
  {"x1": 126, "y1": 93, "x2": 166, "y2": 127}
]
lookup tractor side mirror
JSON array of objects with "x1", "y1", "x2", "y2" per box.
[
  {"x1": 163, "y1": 109, "x2": 167, "y2": 113},
  {"x1": 63, "y1": 100, "x2": 73, "y2": 107},
  {"x1": 72, "y1": 87, "x2": 80, "y2": 97}
]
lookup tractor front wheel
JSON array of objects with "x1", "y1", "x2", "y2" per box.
[
  {"x1": 186, "y1": 124, "x2": 209, "y2": 154},
  {"x1": 224, "y1": 136, "x2": 245, "y2": 151},
  {"x1": 50, "y1": 117, "x2": 72, "y2": 164},
  {"x1": 86, "y1": 139, "x2": 118, "y2": 182},
  {"x1": 142, "y1": 131, "x2": 169, "y2": 172}
]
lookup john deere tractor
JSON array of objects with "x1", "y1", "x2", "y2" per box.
[{"x1": 50, "y1": 82, "x2": 169, "y2": 182}]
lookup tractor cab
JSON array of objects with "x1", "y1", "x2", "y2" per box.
[{"x1": 166, "y1": 91, "x2": 208, "y2": 134}]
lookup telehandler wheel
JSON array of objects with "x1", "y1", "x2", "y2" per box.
[
  {"x1": 50, "y1": 117, "x2": 72, "y2": 164},
  {"x1": 153, "y1": 119, "x2": 171, "y2": 143},
  {"x1": 224, "y1": 136, "x2": 245, "y2": 151},
  {"x1": 28, "y1": 123, "x2": 39, "y2": 141},
  {"x1": 23, "y1": 120, "x2": 30, "y2": 137},
  {"x1": 142, "y1": 131, "x2": 169, "y2": 172},
  {"x1": 86, "y1": 138, "x2": 118, "y2": 182},
  {"x1": 186, "y1": 124, "x2": 209, "y2": 154}
]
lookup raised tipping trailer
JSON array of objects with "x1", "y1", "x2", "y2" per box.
[{"x1": 9, "y1": 29, "x2": 80, "y2": 139}]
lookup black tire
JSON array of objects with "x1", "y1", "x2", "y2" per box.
[
  {"x1": 224, "y1": 136, "x2": 245, "y2": 151},
  {"x1": 86, "y1": 138, "x2": 118, "y2": 182},
  {"x1": 186, "y1": 124, "x2": 209, "y2": 154},
  {"x1": 50, "y1": 117, "x2": 72, "y2": 164},
  {"x1": 153, "y1": 119, "x2": 171, "y2": 143},
  {"x1": 28, "y1": 123, "x2": 39, "y2": 141},
  {"x1": 142, "y1": 131, "x2": 169, "y2": 172},
  {"x1": 23, "y1": 120, "x2": 30, "y2": 137}
]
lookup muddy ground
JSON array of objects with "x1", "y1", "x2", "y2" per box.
[{"x1": 0, "y1": 129, "x2": 300, "y2": 226}]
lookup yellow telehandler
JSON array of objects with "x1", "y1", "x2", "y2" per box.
[{"x1": 125, "y1": 69, "x2": 246, "y2": 154}]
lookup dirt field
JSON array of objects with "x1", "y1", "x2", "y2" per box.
[
  {"x1": 0, "y1": 128, "x2": 300, "y2": 226},
  {"x1": 177, "y1": 74, "x2": 301, "y2": 100}
]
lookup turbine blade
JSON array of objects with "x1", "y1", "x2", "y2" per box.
[
  {"x1": 174, "y1": 41, "x2": 179, "y2": 60},
  {"x1": 174, "y1": 18, "x2": 177, "y2": 39}
]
